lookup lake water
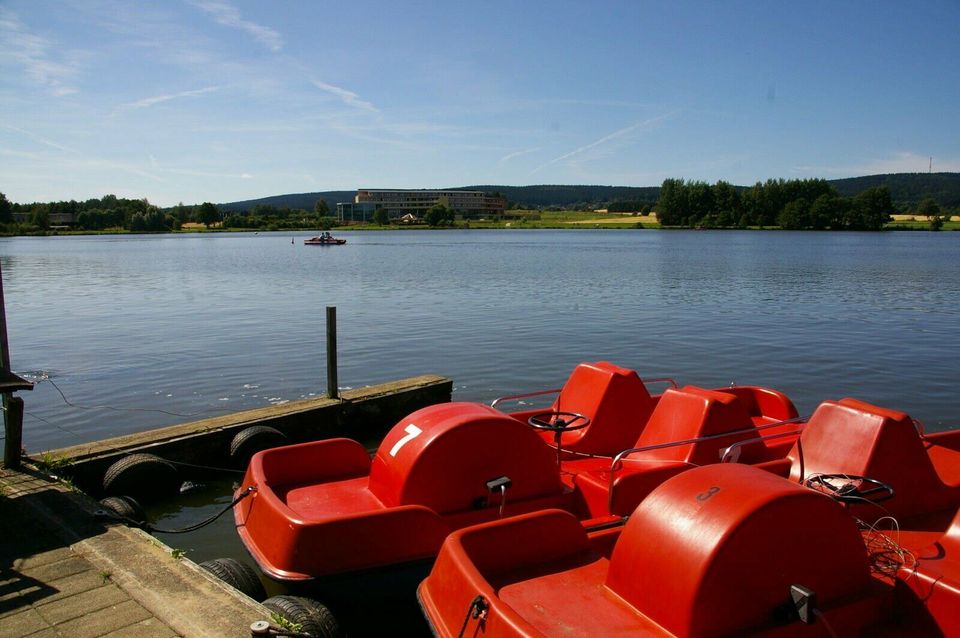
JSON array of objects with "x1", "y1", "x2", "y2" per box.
[
  {"x1": 3, "y1": 228, "x2": 959, "y2": 592},
  {"x1": 2, "y1": 229, "x2": 959, "y2": 458}
]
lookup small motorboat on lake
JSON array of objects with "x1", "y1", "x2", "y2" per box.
[
  {"x1": 304, "y1": 232, "x2": 346, "y2": 245},
  {"x1": 418, "y1": 398, "x2": 960, "y2": 637}
]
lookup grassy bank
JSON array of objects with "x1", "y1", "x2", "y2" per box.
[{"x1": 11, "y1": 210, "x2": 960, "y2": 236}]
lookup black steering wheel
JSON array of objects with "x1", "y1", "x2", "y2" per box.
[
  {"x1": 804, "y1": 474, "x2": 895, "y2": 504},
  {"x1": 527, "y1": 411, "x2": 591, "y2": 433}
]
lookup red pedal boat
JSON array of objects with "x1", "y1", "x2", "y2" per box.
[
  {"x1": 233, "y1": 362, "x2": 802, "y2": 584},
  {"x1": 419, "y1": 397, "x2": 960, "y2": 637},
  {"x1": 304, "y1": 233, "x2": 346, "y2": 245}
]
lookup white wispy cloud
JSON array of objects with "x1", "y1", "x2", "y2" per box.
[
  {"x1": 162, "y1": 167, "x2": 253, "y2": 179},
  {"x1": 311, "y1": 80, "x2": 379, "y2": 113},
  {"x1": 190, "y1": 0, "x2": 282, "y2": 51},
  {"x1": 499, "y1": 147, "x2": 541, "y2": 164},
  {"x1": 4, "y1": 123, "x2": 163, "y2": 181},
  {"x1": 3, "y1": 123, "x2": 79, "y2": 154},
  {"x1": 189, "y1": 122, "x2": 300, "y2": 133},
  {"x1": 0, "y1": 7, "x2": 81, "y2": 96},
  {"x1": 118, "y1": 86, "x2": 220, "y2": 111},
  {"x1": 531, "y1": 114, "x2": 673, "y2": 175}
]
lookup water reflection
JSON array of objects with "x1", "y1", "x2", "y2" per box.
[{"x1": 1, "y1": 229, "x2": 958, "y2": 456}]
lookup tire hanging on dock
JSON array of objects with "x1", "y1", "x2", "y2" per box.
[
  {"x1": 262, "y1": 595, "x2": 343, "y2": 638},
  {"x1": 198, "y1": 557, "x2": 267, "y2": 602},
  {"x1": 229, "y1": 425, "x2": 287, "y2": 467},
  {"x1": 102, "y1": 453, "x2": 181, "y2": 503},
  {"x1": 98, "y1": 495, "x2": 147, "y2": 527}
]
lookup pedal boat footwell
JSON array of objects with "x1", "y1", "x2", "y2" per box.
[{"x1": 233, "y1": 402, "x2": 576, "y2": 581}]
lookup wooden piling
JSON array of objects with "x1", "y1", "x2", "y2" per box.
[
  {"x1": 326, "y1": 305, "x2": 338, "y2": 399},
  {"x1": 0, "y1": 261, "x2": 33, "y2": 469}
]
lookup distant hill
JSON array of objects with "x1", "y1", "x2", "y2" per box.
[
  {"x1": 217, "y1": 190, "x2": 356, "y2": 213},
  {"x1": 217, "y1": 173, "x2": 960, "y2": 212},
  {"x1": 829, "y1": 173, "x2": 960, "y2": 207},
  {"x1": 458, "y1": 185, "x2": 661, "y2": 208}
]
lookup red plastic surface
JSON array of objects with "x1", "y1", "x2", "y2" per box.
[
  {"x1": 607, "y1": 464, "x2": 873, "y2": 637},
  {"x1": 896, "y1": 505, "x2": 960, "y2": 636},
  {"x1": 537, "y1": 361, "x2": 655, "y2": 455},
  {"x1": 420, "y1": 465, "x2": 902, "y2": 638},
  {"x1": 369, "y1": 402, "x2": 564, "y2": 512},
  {"x1": 236, "y1": 402, "x2": 575, "y2": 580},
  {"x1": 631, "y1": 386, "x2": 754, "y2": 464},
  {"x1": 574, "y1": 385, "x2": 801, "y2": 517},
  {"x1": 786, "y1": 398, "x2": 960, "y2": 520}
]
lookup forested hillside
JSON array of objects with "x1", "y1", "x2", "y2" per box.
[
  {"x1": 217, "y1": 190, "x2": 355, "y2": 213},
  {"x1": 830, "y1": 173, "x2": 960, "y2": 207},
  {"x1": 217, "y1": 174, "x2": 960, "y2": 212}
]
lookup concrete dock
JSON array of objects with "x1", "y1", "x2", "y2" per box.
[
  {"x1": 2, "y1": 374, "x2": 454, "y2": 637},
  {"x1": 1, "y1": 464, "x2": 268, "y2": 637}
]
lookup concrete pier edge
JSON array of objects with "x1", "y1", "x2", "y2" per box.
[
  {"x1": 4, "y1": 373, "x2": 454, "y2": 636},
  {"x1": 40, "y1": 374, "x2": 453, "y2": 494},
  {"x1": 2, "y1": 463, "x2": 272, "y2": 637}
]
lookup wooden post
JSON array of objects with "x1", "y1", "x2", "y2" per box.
[
  {"x1": 3, "y1": 396, "x2": 23, "y2": 469},
  {"x1": 326, "y1": 306, "x2": 338, "y2": 400},
  {"x1": 0, "y1": 261, "x2": 32, "y2": 469}
]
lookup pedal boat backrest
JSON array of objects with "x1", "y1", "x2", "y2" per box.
[
  {"x1": 545, "y1": 361, "x2": 657, "y2": 455},
  {"x1": 629, "y1": 385, "x2": 756, "y2": 465},
  {"x1": 580, "y1": 386, "x2": 785, "y2": 517},
  {"x1": 369, "y1": 402, "x2": 565, "y2": 515},
  {"x1": 607, "y1": 464, "x2": 875, "y2": 637},
  {"x1": 783, "y1": 398, "x2": 960, "y2": 519}
]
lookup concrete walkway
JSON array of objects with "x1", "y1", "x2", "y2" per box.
[{"x1": 1, "y1": 465, "x2": 269, "y2": 637}]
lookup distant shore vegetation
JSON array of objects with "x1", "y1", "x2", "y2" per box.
[{"x1": 1, "y1": 176, "x2": 957, "y2": 236}]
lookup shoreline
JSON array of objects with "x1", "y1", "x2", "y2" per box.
[{"x1": 4, "y1": 213, "x2": 959, "y2": 238}]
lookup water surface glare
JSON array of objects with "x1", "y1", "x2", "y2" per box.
[{"x1": 2, "y1": 229, "x2": 958, "y2": 456}]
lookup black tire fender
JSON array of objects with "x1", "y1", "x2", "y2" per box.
[
  {"x1": 229, "y1": 425, "x2": 287, "y2": 467},
  {"x1": 98, "y1": 495, "x2": 147, "y2": 526},
  {"x1": 102, "y1": 453, "x2": 181, "y2": 502},
  {"x1": 262, "y1": 595, "x2": 343, "y2": 638},
  {"x1": 198, "y1": 557, "x2": 267, "y2": 602}
]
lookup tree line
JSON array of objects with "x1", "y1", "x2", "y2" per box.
[
  {"x1": 221, "y1": 200, "x2": 334, "y2": 230},
  {"x1": 0, "y1": 193, "x2": 336, "y2": 233},
  {"x1": 0, "y1": 193, "x2": 224, "y2": 233},
  {"x1": 655, "y1": 178, "x2": 897, "y2": 230}
]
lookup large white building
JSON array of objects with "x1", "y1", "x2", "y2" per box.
[{"x1": 336, "y1": 189, "x2": 506, "y2": 222}]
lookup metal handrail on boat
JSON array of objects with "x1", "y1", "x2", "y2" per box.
[
  {"x1": 490, "y1": 388, "x2": 562, "y2": 409},
  {"x1": 718, "y1": 429, "x2": 805, "y2": 463},
  {"x1": 605, "y1": 415, "x2": 807, "y2": 512},
  {"x1": 643, "y1": 377, "x2": 681, "y2": 390},
  {"x1": 489, "y1": 377, "x2": 679, "y2": 410},
  {"x1": 609, "y1": 416, "x2": 807, "y2": 470}
]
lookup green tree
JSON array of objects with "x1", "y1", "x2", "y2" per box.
[
  {"x1": 0, "y1": 192, "x2": 13, "y2": 223},
  {"x1": 314, "y1": 199, "x2": 329, "y2": 217},
  {"x1": 655, "y1": 178, "x2": 688, "y2": 226},
  {"x1": 425, "y1": 204, "x2": 453, "y2": 227},
  {"x1": 853, "y1": 186, "x2": 893, "y2": 230},
  {"x1": 198, "y1": 202, "x2": 220, "y2": 228},
  {"x1": 373, "y1": 208, "x2": 389, "y2": 226},
  {"x1": 171, "y1": 202, "x2": 192, "y2": 223},
  {"x1": 778, "y1": 198, "x2": 810, "y2": 229},
  {"x1": 917, "y1": 197, "x2": 940, "y2": 217},
  {"x1": 29, "y1": 209, "x2": 50, "y2": 230},
  {"x1": 807, "y1": 194, "x2": 840, "y2": 230},
  {"x1": 918, "y1": 198, "x2": 945, "y2": 230}
]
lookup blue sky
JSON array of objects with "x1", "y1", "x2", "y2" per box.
[{"x1": 1, "y1": 1, "x2": 958, "y2": 207}]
